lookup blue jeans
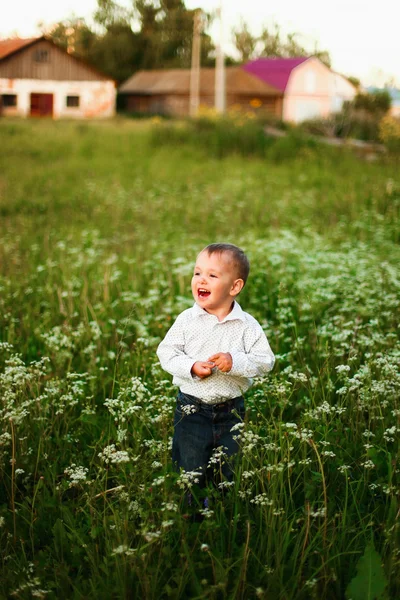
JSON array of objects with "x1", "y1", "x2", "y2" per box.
[{"x1": 172, "y1": 390, "x2": 245, "y2": 487}]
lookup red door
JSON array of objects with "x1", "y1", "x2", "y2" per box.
[{"x1": 30, "y1": 93, "x2": 53, "y2": 117}]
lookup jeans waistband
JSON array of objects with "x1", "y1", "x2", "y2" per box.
[{"x1": 178, "y1": 390, "x2": 244, "y2": 410}]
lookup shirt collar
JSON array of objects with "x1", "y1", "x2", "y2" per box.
[{"x1": 192, "y1": 300, "x2": 246, "y2": 322}]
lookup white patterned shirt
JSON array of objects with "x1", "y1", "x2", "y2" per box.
[{"x1": 156, "y1": 301, "x2": 275, "y2": 404}]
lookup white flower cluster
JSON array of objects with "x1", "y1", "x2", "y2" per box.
[
  {"x1": 162, "y1": 501, "x2": 178, "y2": 512},
  {"x1": 383, "y1": 426, "x2": 399, "y2": 443},
  {"x1": 234, "y1": 429, "x2": 261, "y2": 453},
  {"x1": 283, "y1": 423, "x2": 314, "y2": 442},
  {"x1": 335, "y1": 364, "x2": 351, "y2": 374},
  {"x1": 304, "y1": 401, "x2": 346, "y2": 420},
  {"x1": 250, "y1": 493, "x2": 273, "y2": 506},
  {"x1": 361, "y1": 459, "x2": 375, "y2": 470},
  {"x1": 199, "y1": 508, "x2": 214, "y2": 519},
  {"x1": 308, "y1": 506, "x2": 326, "y2": 518},
  {"x1": 98, "y1": 445, "x2": 130, "y2": 464},
  {"x1": 176, "y1": 469, "x2": 202, "y2": 489},
  {"x1": 64, "y1": 464, "x2": 89, "y2": 487},
  {"x1": 218, "y1": 481, "x2": 234, "y2": 490},
  {"x1": 208, "y1": 446, "x2": 228, "y2": 466},
  {"x1": 111, "y1": 545, "x2": 136, "y2": 556},
  {"x1": 104, "y1": 377, "x2": 149, "y2": 423},
  {"x1": 338, "y1": 465, "x2": 351, "y2": 474},
  {"x1": 151, "y1": 475, "x2": 167, "y2": 487},
  {"x1": 143, "y1": 530, "x2": 161, "y2": 542},
  {"x1": 181, "y1": 404, "x2": 198, "y2": 416}
]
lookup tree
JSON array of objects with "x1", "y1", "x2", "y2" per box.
[
  {"x1": 232, "y1": 19, "x2": 331, "y2": 66},
  {"x1": 93, "y1": 0, "x2": 214, "y2": 74},
  {"x1": 232, "y1": 19, "x2": 258, "y2": 62},
  {"x1": 41, "y1": 18, "x2": 97, "y2": 57},
  {"x1": 94, "y1": 0, "x2": 133, "y2": 29},
  {"x1": 354, "y1": 90, "x2": 392, "y2": 114},
  {"x1": 133, "y1": 0, "x2": 214, "y2": 69},
  {"x1": 347, "y1": 76, "x2": 361, "y2": 90},
  {"x1": 88, "y1": 23, "x2": 142, "y2": 82}
]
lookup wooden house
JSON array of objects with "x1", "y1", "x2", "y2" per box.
[
  {"x1": 119, "y1": 67, "x2": 283, "y2": 117},
  {"x1": 244, "y1": 57, "x2": 356, "y2": 122},
  {"x1": 0, "y1": 36, "x2": 116, "y2": 118}
]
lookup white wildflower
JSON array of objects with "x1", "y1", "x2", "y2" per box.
[
  {"x1": 98, "y1": 445, "x2": 130, "y2": 464},
  {"x1": 64, "y1": 464, "x2": 89, "y2": 487}
]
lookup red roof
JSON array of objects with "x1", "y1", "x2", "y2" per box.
[
  {"x1": 243, "y1": 57, "x2": 309, "y2": 92},
  {"x1": 0, "y1": 37, "x2": 39, "y2": 60}
]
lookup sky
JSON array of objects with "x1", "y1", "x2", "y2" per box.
[{"x1": 1, "y1": 0, "x2": 399, "y2": 87}]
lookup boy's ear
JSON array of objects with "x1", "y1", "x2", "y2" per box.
[{"x1": 231, "y1": 278, "x2": 244, "y2": 296}]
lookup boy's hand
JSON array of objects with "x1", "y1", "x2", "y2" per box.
[
  {"x1": 207, "y1": 353, "x2": 232, "y2": 373},
  {"x1": 191, "y1": 361, "x2": 215, "y2": 379}
]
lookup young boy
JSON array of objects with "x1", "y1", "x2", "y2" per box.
[{"x1": 157, "y1": 243, "x2": 275, "y2": 486}]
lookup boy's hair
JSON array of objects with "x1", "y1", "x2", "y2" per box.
[{"x1": 202, "y1": 243, "x2": 250, "y2": 284}]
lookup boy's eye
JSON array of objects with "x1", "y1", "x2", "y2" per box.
[{"x1": 210, "y1": 274, "x2": 217, "y2": 278}]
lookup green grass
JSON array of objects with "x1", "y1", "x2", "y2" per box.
[{"x1": 0, "y1": 118, "x2": 399, "y2": 599}]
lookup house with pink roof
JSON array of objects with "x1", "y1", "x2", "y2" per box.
[{"x1": 244, "y1": 57, "x2": 356, "y2": 122}]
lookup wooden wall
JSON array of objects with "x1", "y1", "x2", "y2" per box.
[
  {"x1": 0, "y1": 40, "x2": 108, "y2": 82},
  {"x1": 122, "y1": 92, "x2": 281, "y2": 118}
]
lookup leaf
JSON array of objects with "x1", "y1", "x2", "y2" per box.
[
  {"x1": 345, "y1": 540, "x2": 387, "y2": 600},
  {"x1": 52, "y1": 518, "x2": 68, "y2": 559}
]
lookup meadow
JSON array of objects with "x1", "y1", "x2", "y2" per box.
[{"x1": 0, "y1": 118, "x2": 399, "y2": 599}]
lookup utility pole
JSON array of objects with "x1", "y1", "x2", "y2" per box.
[
  {"x1": 189, "y1": 9, "x2": 202, "y2": 117},
  {"x1": 214, "y1": 0, "x2": 225, "y2": 113}
]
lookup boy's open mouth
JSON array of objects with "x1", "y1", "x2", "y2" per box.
[{"x1": 198, "y1": 288, "x2": 211, "y2": 298}]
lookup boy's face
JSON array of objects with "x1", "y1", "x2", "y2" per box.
[{"x1": 191, "y1": 251, "x2": 244, "y2": 316}]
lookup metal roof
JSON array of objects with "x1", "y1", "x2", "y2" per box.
[
  {"x1": 119, "y1": 67, "x2": 282, "y2": 96},
  {"x1": 243, "y1": 57, "x2": 309, "y2": 92}
]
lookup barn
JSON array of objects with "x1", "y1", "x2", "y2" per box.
[
  {"x1": 119, "y1": 67, "x2": 283, "y2": 118},
  {"x1": 0, "y1": 36, "x2": 116, "y2": 118}
]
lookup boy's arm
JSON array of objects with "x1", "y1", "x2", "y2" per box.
[
  {"x1": 209, "y1": 325, "x2": 275, "y2": 378},
  {"x1": 156, "y1": 314, "x2": 197, "y2": 380}
]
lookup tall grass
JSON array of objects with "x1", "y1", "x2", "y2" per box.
[{"x1": 0, "y1": 119, "x2": 399, "y2": 599}]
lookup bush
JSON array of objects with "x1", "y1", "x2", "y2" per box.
[
  {"x1": 301, "y1": 106, "x2": 383, "y2": 142},
  {"x1": 151, "y1": 114, "x2": 328, "y2": 162},
  {"x1": 266, "y1": 132, "x2": 320, "y2": 163},
  {"x1": 151, "y1": 113, "x2": 274, "y2": 159},
  {"x1": 354, "y1": 89, "x2": 392, "y2": 114},
  {"x1": 379, "y1": 115, "x2": 400, "y2": 153}
]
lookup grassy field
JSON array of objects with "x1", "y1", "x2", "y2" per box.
[{"x1": 0, "y1": 118, "x2": 399, "y2": 599}]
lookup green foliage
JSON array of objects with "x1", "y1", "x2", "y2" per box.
[
  {"x1": 232, "y1": 18, "x2": 258, "y2": 62},
  {"x1": 379, "y1": 115, "x2": 400, "y2": 154},
  {"x1": 346, "y1": 540, "x2": 388, "y2": 600},
  {"x1": 299, "y1": 92, "x2": 392, "y2": 143},
  {"x1": 232, "y1": 19, "x2": 331, "y2": 66},
  {"x1": 354, "y1": 90, "x2": 392, "y2": 114},
  {"x1": 151, "y1": 116, "x2": 325, "y2": 161},
  {"x1": 300, "y1": 107, "x2": 384, "y2": 142},
  {"x1": 45, "y1": 0, "x2": 215, "y2": 83}
]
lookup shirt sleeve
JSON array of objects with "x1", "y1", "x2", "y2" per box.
[
  {"x1": 156, "y1": 313, "x2": 196, "y2": 380},
  {"x1": 228, "y1": 321, "x2": 275, "y2": 378}
]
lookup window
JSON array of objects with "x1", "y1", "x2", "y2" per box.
[
  {"x1": 66, "y1": 95, "x2": 80, "y2": 108},
  {"x1": 305, "y1": 71, "x2": 316, "y2": 94},
  {"x1": 2, "y1": 94, "x2": 17, "y2": 107},
  {"x1": 33, "y1": 49, "x2": 49, "y2": 63}
]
